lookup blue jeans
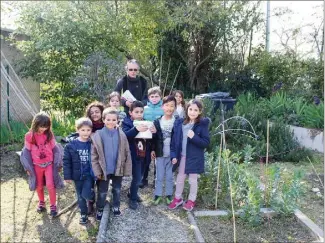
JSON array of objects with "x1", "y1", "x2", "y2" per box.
[
  {"x1": 130, "y1": 157, "x2": 144, "y2": 201},
  {"x1": 96, "y1": 174, "x2": 122, "y2": 210},
  {"x1": 74, "y1": 175, "x2": 95, "y2": 215}
]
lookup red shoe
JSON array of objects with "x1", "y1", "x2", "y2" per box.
[
  {"x1": 183, "y1": 200, "x2": 195, "y2": 211},
  {"x1": 168, "y1": 197, "x2": 184, "y2": 209}
]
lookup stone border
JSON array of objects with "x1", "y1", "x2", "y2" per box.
[
  {"x1": 192, "y1": 208, "x2": 324, "y2": 242},
  {"x1": 96, "y1": 202, "x2": 110, "y2": 243},
  {"x1": 187, "y1": 211, "x2": 205, "y2": 243}
]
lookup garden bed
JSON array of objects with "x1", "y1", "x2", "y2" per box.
[{"x1": 196, "y1": 215, "x2": 316, "y2": 242}]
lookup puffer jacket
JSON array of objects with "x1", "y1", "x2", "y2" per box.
[
  {"x1": 63, "y1": 138, "x2": 96, "y2": 181},
  {"x1": 144, "y1": 100, "x2": 164, "y2": 121}
]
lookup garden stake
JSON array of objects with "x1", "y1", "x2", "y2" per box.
[
  {"x1": 307, "y1": 156, "x2": 324, "y2": 189},
  {"x1": 221, "y1": 119, "x2": 236, "y2": 243},
  {"x1": 215, "y1": 135, "x2": 223, "y2": 209},
  {"x1": 265, "y1": 119, "x2": 271, "y2": 229},
  {"x1": 159, "y1": 47, "x2": 163, "y2": 87},
  {"x1": 163, "y1": 58, "x2": 171, "y2": 97},
  {"x1": 169, "y1": 63, "x2": 182, "y2": 95}
]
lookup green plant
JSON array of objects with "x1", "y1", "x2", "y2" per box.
[
  {"x1": 300, "y1": 102, "x2": 324, "y2": 129},
  {"x1": 268, "y1": 166, "x2": 304, "y2": 215},
  {"x1": 0, "y1": 120, "x2": 29, "y2": 145},
  {"x1": 50, "y1": 113, "x2": 75, "y2": 137}
]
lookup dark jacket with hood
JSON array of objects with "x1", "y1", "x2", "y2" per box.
[
  {"x1": 152, "y1": 116, "x2": 178, "y2": 158},
  {"x1": 170, "y1": 117, "x2": 210, "y2": 174},
  {"x1": 63, "y1": 138, "x2": 96, "y2": 181}
]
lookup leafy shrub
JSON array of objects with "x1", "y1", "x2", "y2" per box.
[
  {"x1": 198, "y1": 148, "x2": 305, "y2": 226},
  {"x1": 0, "y1": 120, "x2": 29, "y2": 145}
]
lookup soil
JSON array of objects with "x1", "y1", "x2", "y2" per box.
[
  {"x1": 0, "y1": 146, "x2": 98, "y2": 243},
  {"x1": 196, "y1": 215, "x2": 316, "y2": 242}
]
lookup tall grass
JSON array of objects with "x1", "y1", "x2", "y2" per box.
[{"x1": 0, "y1": 120, "x2": 29, "y2": 145}]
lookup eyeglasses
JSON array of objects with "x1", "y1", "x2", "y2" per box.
[{"x1": 128, "y1": 69, "x2": 138, "y2": 72}]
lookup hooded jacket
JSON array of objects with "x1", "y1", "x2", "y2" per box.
[{"x1": 170, "y1": 117, "x2": 210, "y2": 174}]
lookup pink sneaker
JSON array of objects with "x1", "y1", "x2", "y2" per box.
[
  {"x1": 168, "y1": 197, "x2": 184, "y2": 209},
  {"x1": 183, "y1": 200, "x2": 195, "y2": 211}
]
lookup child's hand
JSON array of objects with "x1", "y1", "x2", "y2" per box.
[
  {"x1": 59, "y1": 166, "x2": 62, "y2": 172},
  {"x1": 151, "y1": 151, "x2": 156, "y2": 160},
  {"x1": 149, "y1": 125, "x2": 157, "y2": 133},
  {"x1": 65, "y1": 180, "x2": 72, "y2": 183},
  {"x1": 172, "y1": 158, "x2": 177, "y2": 164},
  {"x1": 97, "y1": 175, "x2": 102, "y2": 180},
  {"x1": 125, "y1": 100, "x2": 133, "y2": 108},
  {"x1": 26, "y1": 170, "x2": 30, "y2": 176},
  {"x1": 187, "y1": 130, "x2": 195, "y2": 139},
  {"x1": 136, "y1": 124, "x2": 148, "y2": 132}
]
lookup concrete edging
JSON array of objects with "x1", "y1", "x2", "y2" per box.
[
  {"x1": 96, "y1": 202, "x2": 110, "y2": 243},
  {"x1": 187, "y1": 211, "x2": 205, "y2": 243},
  {"x1": 294, "y1": 209, "x2": 324, "y2": 242},
  {"x1": 193, "y1": 208, "x2": 324, "y2": 242}
]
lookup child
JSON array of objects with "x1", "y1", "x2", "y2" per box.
[
  {"x1": 151, "y1": 95, "x2": 178, "y2": 205},
  {"x1": 168, "y1": 99, "x2": 210, "y2": 211},
  {"x1": 141, "y1": 86, "x2": 164, "y2": 188},
  {"x1": 122, "y1": 101, "x2": 156, "y2": 209},
  {"x1": 172, "y1": 90, "x2": 186, "y2": 119},
  {"x1": 85, "y1": 101, "x2": 105, "y2": 133},
  {"x1": 91, "y1": 108, "x2": 132, "y2": 219},
  {"x1": 143, "y1": 86, "x2": 164, "y2": 121},
  {"x1": 24, "y1": 112, "x2": 59, "y2": 217},
  {"x1": 107, "y1": 91, "x2": 127, "y2": 124},
  {"x1": 63, "y1": 117, "x2": 96, "y2": 224}
]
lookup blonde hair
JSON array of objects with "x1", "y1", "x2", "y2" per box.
[
  {"x1": 75, "y1": 117, "x2": 93, "y2": 130},
  {"x1": 102, "y1": 107, "x2": 119, "y2": 120},
  {"x1": 148, "y1": 86, "x2": 162, "y2": 97}
]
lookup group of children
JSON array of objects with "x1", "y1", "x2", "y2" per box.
[{"x1": 22, "y1": 88, "x2": 210, "y2": 225}]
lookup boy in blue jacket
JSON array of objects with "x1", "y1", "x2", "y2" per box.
[
  {"x1": 141, "y1": 86, "x2": 164, "y2": 188},
  {"x1": 122, "y1": 101, "x2": 156, "y2": 209},
  {"x1": 63, "y1": 117, "x2": 95, "y2": 225}
]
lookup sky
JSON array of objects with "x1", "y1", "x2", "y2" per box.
[{"x1": 1, "y1": 1, "x2": 323, "y2": 58}]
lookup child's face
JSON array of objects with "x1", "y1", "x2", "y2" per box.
[
  {"x1": 109, "y1": 96, "x2": 120, "y2": 108},
  {"x1": 77, "y1": 125, "x2": 92, "y2": 140},
  {"x1": 129, "y1": 107, "x2": 144, "y2": 120},
  {"x1": 103, "y1": 114, "x2": 118, "y2": 129},
  {"x1": 162, "y1": 101, "x2": 176, "y2": 117},
  {"x1": 148, "y1": 93, "x2": 161, "y2": 105},
  {"x1": 187, "y1": 104, "x2": 201, "y2": 121},
  {"x1": 175, "y1": 92, "x2": 183, "y2": 105},
  {"x1": 90, "y1": 106, "x2": 102, "y2": 122},
  {"x1": 37, "y1": 126, "x2": 49, "y2": 134}
]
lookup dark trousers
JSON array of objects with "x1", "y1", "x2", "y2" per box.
[
  {"x1": 96, "y1": 174, "x2": 123, "y2": 210},
  {"x1": 74, "y1": 175, "x2": 95, "y2": 215},
  {"x1": 130, "y1": 157, "x2": 144, "y2": 201}
]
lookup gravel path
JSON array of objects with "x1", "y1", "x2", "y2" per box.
[{"x1": 105, "y1": 174, "x2": 195, "y2": 242}]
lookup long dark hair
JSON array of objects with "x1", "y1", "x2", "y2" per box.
[
  {"x1": 30, "y1": 112, "x2": 53, "y2": 144},
  {"x1": 183, "y1": 99, "x2": 203, "y2": 125},
  {"x1": 172, "y1": 90, "x2": 186, "y2": 108}
]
